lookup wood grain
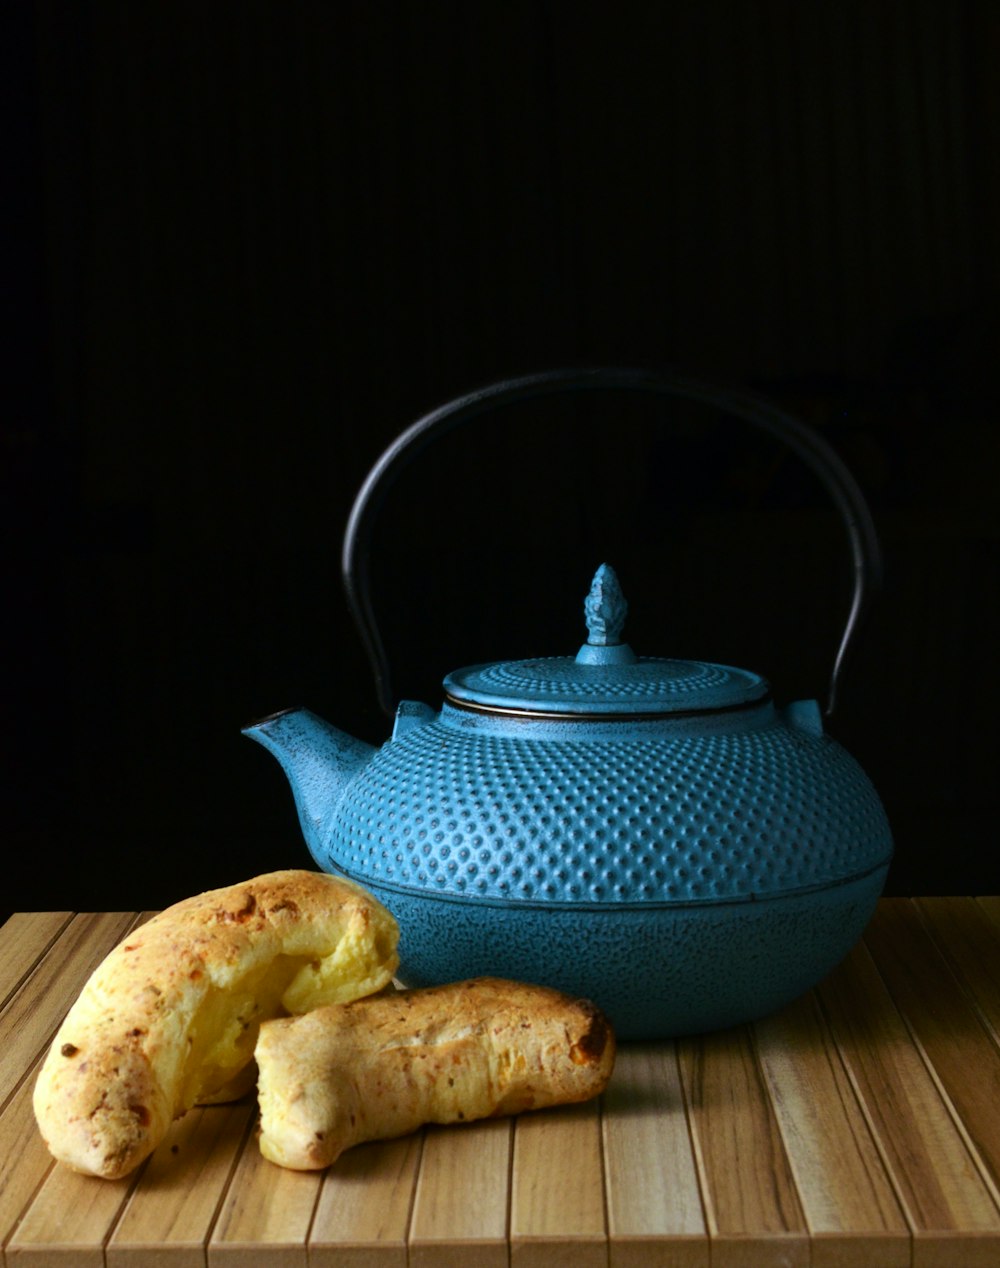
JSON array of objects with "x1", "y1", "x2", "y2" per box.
[
  {"x1": 978, "y1": 895, "x2": 1000, "y2": 930},
  {"x1": 864, "y1": 899, "x2": 1000, "y2": 1203},
  {"x1": 409, "y1": 1118, "x2": 511, "y2": 1268},
  {"x1": 5, "y1": 1158, "x2": 139, "y2": 1267},
  {"x1": 309, "y1": 1133, "x2": 423, "y2": 1268},
  {"x1": 602, "y1": 1042, "x2": 707, "y2": 1268},
  {"x1": 820, "y1": 936, "x2": 1000, "y2": 1268},
  {"x1": 916, "y1": 897, "x2": 1000, "y2": 1044},
  {"x1": 511, "y1": 1099, "x2": 606, "y2": 1268},
  {"x1": 207, "y1": 1113, "x2": 323, "y2": 1267},
  {"x1": 0, "y1": 913, "x2": 72, "y2": 1014},
  {"x1": 0, "y1": 1054, "x2": 60, "y2": 1256},
  {"x1": 106, "y1": 1102, "x2": 256, "y2": 1268},
  {"x1": 678, "y1": 1024, "x2": 808, "y2": 1268},
  {"x1": 754, "y1": 990, "x2": 910, "y2": 1268}
]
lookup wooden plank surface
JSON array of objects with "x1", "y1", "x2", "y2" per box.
[
  {"x1": 977, "y1": 895, "x2": 1000, "y2": 930},
  {"x1": 207, "y1": 1119, "x2": 324, "y2": 1267},
  {"x1": 309, "y1": 1134, "x2": 422, "y2": 1268},
  {"x1": 915, "y1": 897, "x2": 1000, "y2": 1044},
  {"x1": 106, "y1": 1103, "x2": 256, "y2": 1268},
  {"x1": 0, "y1": 913, "x2": 72, "y2": 1013},
  {"x1": 820, "y1": 938, "x2": 1000, "y2": 1268},
  {"x1": 865, "y1": 900, "x2": 1000, "y2": 1203},
  {"x1": 1, "y1": 899, "x2": 1000, "y2": 1266},
  {"x1": 6, "y1": 1157, "x2": 138, "y2": 1267}
]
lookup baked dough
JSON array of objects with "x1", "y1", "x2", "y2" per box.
[
  {"x1": 33, "y1": 869, "x2": 399, "y2": 1178},
  {"x1": 255, "y1": 977, "x2": 615, "y2": 1169}
]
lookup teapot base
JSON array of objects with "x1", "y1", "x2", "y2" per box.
[{"x1": 344, "y1": 867, "x2": 889, "y2": 1039}]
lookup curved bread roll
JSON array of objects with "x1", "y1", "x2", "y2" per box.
[
  {"x1": 255, "y1": 977, "x2": 615, "y2": 1170},
  {"x1": 33, "y1": 869, "x2": 399, "y2": 1178}
]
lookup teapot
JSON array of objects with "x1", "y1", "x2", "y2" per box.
[{"x1": 244, "y1": 368, "x2": 893, "y2": 1038}]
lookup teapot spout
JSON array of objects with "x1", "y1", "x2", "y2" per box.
[{"x1": 242, "y1": 707, "x2": 376, "y2": 864}]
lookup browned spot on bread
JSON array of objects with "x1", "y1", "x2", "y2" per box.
[
  {"x1": 61, "y1": 1043, "x2": 79, "y2": 1058},
  {"x1": 212, "y1": 891, "x2": 258, "y2": 924},
  {"x1": 130, "y1": 1103, "x2": 151, "y2": 1126},
  {"x1": 235, "y1": 892, "x2": 257, "y2": 921},
  {"x1": 569, "y1": 1003, "x2": 610, "y2": 1066}
]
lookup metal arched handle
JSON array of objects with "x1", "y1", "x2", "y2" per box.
[{"x1": 342, "y1": 367, "x2": 883, "y2": 719}]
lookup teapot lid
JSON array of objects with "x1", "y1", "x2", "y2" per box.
[{"x1": 443, "y1": 564, "x2": 770, "y2": 718}]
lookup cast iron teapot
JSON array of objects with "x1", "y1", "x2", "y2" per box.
[{"x1": 244, "y1": 368, "x2": 893, "y2": 1038}]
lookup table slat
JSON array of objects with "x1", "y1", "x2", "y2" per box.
[
  {"x1": 5, "y1": 1162, "x2": 138, "y2": 1267},
  {"x1": 864, "y1": 899, "x2": 1000, "y2": 1204},
  {"x1": 602, "y1": 1042, "x2": 707, "y2": 1268},
  {"x1": 510, "y1": 1099, "x2": 606, "y2": 1268},
  {"x1": 977, "y1": 895, "x2": 1000, "y2": 928},
  {"x1": 408, "y1": 1118, "x2": 511, "y2": 1268},
  {"x1": 753, "y1": 989, "x2": 910, "y2": 1268},
  {"x1": 0, "y1": 1054, "x2": 60, "y2": 1260},
  {"x1": 207, "y1": 1113, "x2": 323, "y2": 1267},
  {"x1": 309, "y1": 1133, "x2": 423, "y2": 1268},
  {"x1": 678, "y1": 1024, "x2": 808, "y2": 1268},
  {"x1": 0, "y1": 913, "x2": 72, "y2": 1014},
  {"x1": 106, "y1": 1102, "x2": 255, "y2": 1268},
  {"x1": 915, "y1": 896, "x2": 1000, "y2": 1044}
]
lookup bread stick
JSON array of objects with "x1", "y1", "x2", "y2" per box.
[
  {"x1": 33, "y1": 869, "x2": 399, "y2": 1178},
  {"x1": 255, "y1": 977, "x2": 615, "y2": 1170}
]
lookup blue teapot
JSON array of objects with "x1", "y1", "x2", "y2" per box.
[{"x1": 244, "y1": 368, "x2": 893, "y2": 1038}]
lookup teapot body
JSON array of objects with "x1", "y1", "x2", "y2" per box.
[{"x1": 313, "y1": 697, "x2": 892, "y2": 1037}]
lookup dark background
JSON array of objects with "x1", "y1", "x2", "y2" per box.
[{"x1": 4, "y1": 1, "x2": 999, "y2": 919}]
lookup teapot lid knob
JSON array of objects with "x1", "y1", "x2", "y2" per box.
[{"x1": 577, "y1": 564, "x2": 638, "y2": 665}]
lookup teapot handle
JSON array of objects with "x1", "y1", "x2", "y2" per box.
[{"x1": 342, "y1": 367, "x2": 882, "y2": 719}]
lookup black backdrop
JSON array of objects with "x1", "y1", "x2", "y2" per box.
[{"x1": 4, "y1": 1, "x2": 999, "y2": 918}]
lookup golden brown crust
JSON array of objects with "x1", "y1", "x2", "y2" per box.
[
  {"x1": 33, "y1": 870, "x2": 399, "y2": 1178},
  {"x1": 255, "y1": 976, "x2": 616, "y2": 1170}
]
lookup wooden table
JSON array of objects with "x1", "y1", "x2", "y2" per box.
[{"x1": 1, "y1": 899, "x2": 999, "y2": 1267}]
